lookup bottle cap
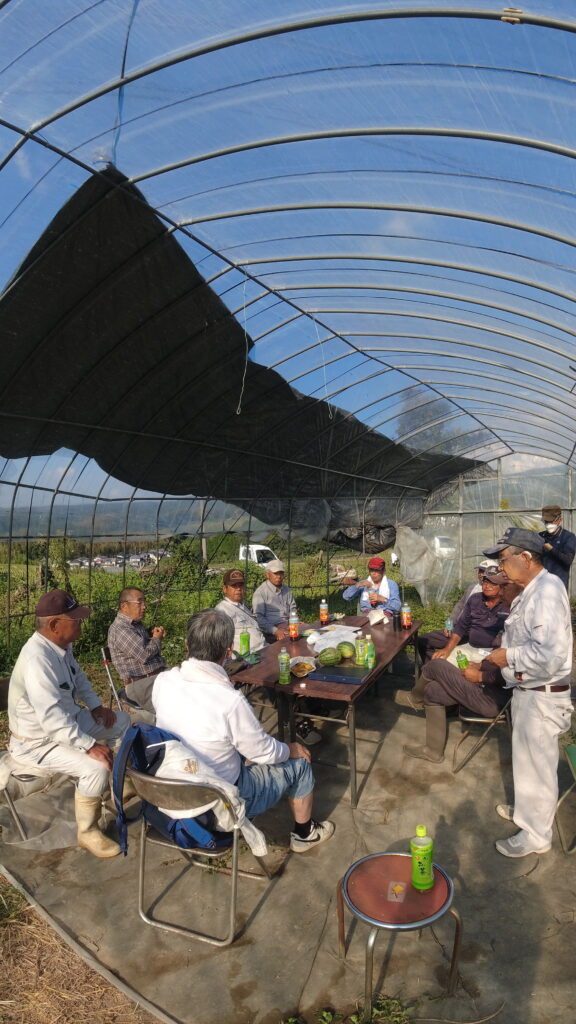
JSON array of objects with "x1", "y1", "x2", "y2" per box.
[{"x1": 416, "y1": 824, "x2": 427, "y2": 837}]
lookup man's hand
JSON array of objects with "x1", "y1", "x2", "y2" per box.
[
  {"x1": 486, "y1": 647, "x2": 509, "y2": 667},
  {"x1": 274, "y1": 625, "x2": 288, "y2": 640},
  {"x1": 91, "y1": 705, "x2": 116, "y2": 729},
  {"x1": 288, "y1": 741, "x2": 311, "y2": 763},
  {"x1": 431, "y1": 649, "x2": 449, "y2": 660},
  {"x1": 87, "y1": 743, "x2": 114, "y2": 770},
  {"x1": 463, "y1": 663, "x2": 483, "y2": 684},
  {"x1": 151, "y1": 625, "x2": 165, "y2": 639},
  {"x1": 543, "y1": 542, "x2": 553, "y2": 552}
]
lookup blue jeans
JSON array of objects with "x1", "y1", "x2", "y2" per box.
[{"x1": 235, "y1": 757, "x2": 314, "y2": 818}]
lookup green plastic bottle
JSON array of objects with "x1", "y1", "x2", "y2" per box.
[
  {"x1": 410, "y1": 824, "x2": 434, "y2": 891},
  {"x1": 278, "y1": 647, "x2": 291, "y2": 685},
  {"x1": 364, "y1": 634, "x2": 376, "y2": 670}
]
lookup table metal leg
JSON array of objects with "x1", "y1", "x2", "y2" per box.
[
  {"x1": 348, "y1": 702, "x2": 357, "y2": 808},
  {"x1": 363, "y1": 926, "x2": 378, "y2": 1023},
  {"x1": 336, "y1": 879, "x2": 346, "y2": 958},
  {"x1": 447, "y1": 906, "x2": 463, "y2": 995},
  {"x1": 413, "y1": 630, "x2": 420, "y2": 682},
  {"x1": 276, "y1": 691, "x2": 290, "y2": 743}
]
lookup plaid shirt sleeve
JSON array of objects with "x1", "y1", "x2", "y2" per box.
[{"x1": 107, "y1": 613, "x2": 165, "y2": 680}]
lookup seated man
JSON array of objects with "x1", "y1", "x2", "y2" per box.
[
  {"x1": 342, "y1": 556, "x2": 401, "y2": 615},
  {"x1": 216, "y1": 568, "x2": 267, "y2": 652},
  {"x1": 252, "y1": 559, "x2": 297, "y2": 641},
  {"x1": 402, "y1": 656, "x2": 508, "y2": 764},
  {"x1": 152, "y1": 609, "x2": 334, "y2": 852},
  {"x1": 107, "y1": 587, "x2": 166, "y2": 711},
  {"x1": 396, "y1": 571, "x2": 514, "y2": 710},
  {"x1": 8, "y1": 590, "x2": 130, "y2": 857},
  {"x1": 417, "y1": 559, "x2": 499, "y2": 663}
]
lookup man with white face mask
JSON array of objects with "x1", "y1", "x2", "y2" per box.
[{"x1": 538, "y1": 504, "x2": 576, "y2": 591}]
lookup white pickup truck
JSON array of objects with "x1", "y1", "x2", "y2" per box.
[{"x1": 239, "y1": 544, "x2": 277, "y2": 565}]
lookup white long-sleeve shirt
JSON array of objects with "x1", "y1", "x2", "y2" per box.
[
  {"x1": 153, "y1": 657, "x2": 289, "y2": 784},
  {"x1": 215, "y1": 597, "x2": 267, "y2": 652},
  {"x1": 8, "y1": 631, "x2": 101, "y2": 751},
  {"x1": 500, "y1": 569, "x2": 573, "y2": 688}
]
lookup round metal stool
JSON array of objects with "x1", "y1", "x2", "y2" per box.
[{"x1": 337, "y1": 852, "x2": 462, "y2": 1022}]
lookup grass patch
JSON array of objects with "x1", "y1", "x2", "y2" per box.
[{"x1": 0, "y1": 875, "x2": 157, "y2": 1024}]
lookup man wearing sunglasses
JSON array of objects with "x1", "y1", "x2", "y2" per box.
[
  {"x1": 482, "y1": 528, "x2": 573, "y2": 858},
  {"x1": 8, "y1": 590, "x2": 130, "y2": 858},
  {"x1": 538, "y1": 504, "x2": 576, "y2": 591}
]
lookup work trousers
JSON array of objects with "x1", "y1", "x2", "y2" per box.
[
  {"x1": 511, "y1": 685, "x2": 573, "y2": 846},
  {"x1": 10, "y1": 708, "x2": 131, "y2": 797},
  {"x1": 423, "y1": 659, "x2": 507, "y2": 716}
]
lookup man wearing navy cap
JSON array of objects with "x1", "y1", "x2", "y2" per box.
[
  {"x1": 482, "y1": 528, "x2": 573, "y2": 857},
  {"x1": 8, "y1": 590, "x2": 130, "y2": 858},
  {"x1": 539, "y1": 504, "x2": 576, "y2": 590}
]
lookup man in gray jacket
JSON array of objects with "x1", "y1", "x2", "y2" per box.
[
  {"x1": 252, "y1": 559, "x2": 298, "y2": 641},
  {"x1": 9, "y1": 590, "x2": 130, "y2": 857}
]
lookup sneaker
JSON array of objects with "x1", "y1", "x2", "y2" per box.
[
  {"x1": 495, "y1": 803, "x2": 514, "y2": 822},
  {"x1": 495, "y1": 831, "x2": 551, "y2": 858},
  {"x1": 296, "y1": 718, "x2": 322, "y2": 746},
  {"x1": 290, "y1": 819, "x2": 335, "y2": 853}
]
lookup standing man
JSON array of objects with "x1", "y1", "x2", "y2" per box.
[
  {"x1": 252, "y1": 559, "x2": 297, "y2": 641},
  {"x1": 216, "y1": 569, "x2": 267, "y2": 652},
  {"x1": 342, "y1": 556, "x2": 401, "y2": 615},
  {"x1": 539, "y1": 504, "x2": 576, "y2": 590},
  {"x1": 107, "y1": 588, "x2": 166, "y2": 712},
  {"x1": 9, "y1": 590, "x2": 130, "y2": 857},
  {"x1": 482, "y1": 527, "x2": 573, "y2": 858}
]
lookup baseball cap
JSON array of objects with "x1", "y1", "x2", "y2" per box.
[
  {"x1": 481, "y1": 570, "x2": 508, "y2": 584},
  {"x1": 542, "y1": 504, "x2": 561, "y2": 521},
  {"x1": 475, "y1": 558, "x2": 499, "y2": 570},
  {"x1": 223, "y1": 568, "x2": 246, "y2": 586},
  {"x1": 367, "y1": 556, "x2": 386, "y2": 570},
  {"x1": 483, "y1": 527, "x2": 544, "y2": 558},
  {"x1": 266, "y1": 559, "x2": 285, "y2": 573},
  {"x1": 35, "y1": 590, "x2": 89, "y2": 619}
]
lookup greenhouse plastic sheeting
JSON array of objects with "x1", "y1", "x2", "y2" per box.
[{"x1": 1, "y1": 1, "x2": 576, "y2": 537}]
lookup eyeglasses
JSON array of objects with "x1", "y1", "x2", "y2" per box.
[{"x1": 498, "y1": 551, "x2": 526, "y2": 566}]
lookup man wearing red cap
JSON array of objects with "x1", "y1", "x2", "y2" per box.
[
  {"x1": 8, "y1": 590, "x2": 130, "y2": 858},
  {"x1": 342, "y1": 556, "x2": 401, "y2": 615}
]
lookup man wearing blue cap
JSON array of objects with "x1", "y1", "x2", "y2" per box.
[{"x1": 482, "y1": 528, "x2": 573, "y2": 858}]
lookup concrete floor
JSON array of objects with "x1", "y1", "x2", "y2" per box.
[{"x1": 1, "y1": 652, "x2": 575, "y2": 1024}]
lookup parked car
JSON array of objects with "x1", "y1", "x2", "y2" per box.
[
  {"x1": 432, "y1": 536, "x2": 457, "y2": 559},
  {"x1": 238, "y1": 544, "x2": 277, "y2": 565}
]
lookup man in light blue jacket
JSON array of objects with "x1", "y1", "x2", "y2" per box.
[{"x1": 342, "y1": 556, "x2": 401, "y2": 615}]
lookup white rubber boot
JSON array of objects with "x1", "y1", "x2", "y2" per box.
[{"x1": 75, "y1": 791, "x2": 121, "y2": 858}]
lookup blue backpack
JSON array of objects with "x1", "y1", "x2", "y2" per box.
[{"x1": 113, "y1": 723, "x2": 233, "y2": 855}]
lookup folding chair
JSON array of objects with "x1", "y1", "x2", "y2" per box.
[
  {"x1": 555, "y1": 744, "x2": 576, "y2": 855},
  {"x1": 126, "y1": 767, "x2": 271, "y2": 946},
  {"x1": 101, "y1": 646, "x2": 146, "y2": 713},
  {"x1": 451, "y1": 696, "x2": 512, "y2": 774},
  {"x1": 0, "y1": 676, "x2": 59, "y2": 840}
]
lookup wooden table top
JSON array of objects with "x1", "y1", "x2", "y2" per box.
[{"x1": 234, "y1": 615, "x2": 421, "y2": 703}]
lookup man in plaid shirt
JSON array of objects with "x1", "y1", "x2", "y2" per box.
[{"x1": 107, "y1": 588, "x2": 166, "y2": 711}]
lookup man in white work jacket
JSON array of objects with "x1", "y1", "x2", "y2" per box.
[
  {"x1": 8, "y1": 590, "x2": 130, "y2": 857},
  {"x1": 483, "y1": 528, "x2": 573, "y2": 858}
]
